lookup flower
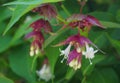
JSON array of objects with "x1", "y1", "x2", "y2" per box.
[
  {"x1": 25, "y1": 31, "x2": 44, "y2": 56},
  {"x1": 82, "y1": 43, "x2": 98, "y2": 64},
  {"x1": 32, "y1": 3, "x2": 57, "y2": 19},
  {"x1": 66, "y1": 14, "x2": 105, "y2": 31},
  {"x1": 67, "y1": 49, "x2": 82, "y2": 70},
  {"x1": 59, "y1": 43, "x2": 72, "y2": 63},
  {"x1": 36, "y1": 59, "x2": 54, "y2": 82},
  {"x1": 30, "y1": 19, "x2": 52, "y2": 33},
  {"x1": 56, "y1": 34, "x2": 100, "y2": 70}
]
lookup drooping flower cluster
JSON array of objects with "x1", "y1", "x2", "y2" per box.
[
  {"x1": 57, "y1": 34, "x2": 98, "y2": 70},
  {"x1": 65, "y1": 14, "x2": 105, "y2": 31},
  {"x1": 36, "y1": 59, "x2": 54, "y2": 82},
  {"x1": 25, "y1": 3, "x2": 57, "y2": 56},
  {"x1": 57, "y1": 14, "x2": 105, "y2": 70}
]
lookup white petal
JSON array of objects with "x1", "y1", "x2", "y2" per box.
[
  {"x1": 59, "y1": 44, "x2": 72, "y2": 62},
  {"x1": 36, "y1": 64, "x2": 53, "y2": 82}
]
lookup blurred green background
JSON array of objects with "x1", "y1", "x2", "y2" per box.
[{"x1": 0, "y1": 0, "x2": 120, "y2": 83}]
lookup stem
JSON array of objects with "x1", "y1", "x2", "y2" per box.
[
  {"x1": 61, "y1": 4, "x2": 71, "y2": 16},
  {"x1": 31, "y1": 54, "x2": 39, "y2": 71},
  {"x1": 56, "y1": 16, "x2": 67, "y2": 24},
  {"x1": 78, "y1": 0, "x2": 87, "y2": 14}
]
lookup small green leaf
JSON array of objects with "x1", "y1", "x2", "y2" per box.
[{"x1": 0, "y1": 76, "x2": 14, "y2": 83}]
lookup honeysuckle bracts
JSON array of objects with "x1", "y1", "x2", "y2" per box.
[
  {"x1": 30, "y1": 19, "x2": 52, "y2": 33},
  {"x1": 25, "y1": 31, "x2": 44, "y2": 56},
  {"x1": 32, "y1": 3, "x2": 57, "y2": 19},
  {"x1": 64, "y1": 14, "x2": 104, "y2": 31}
]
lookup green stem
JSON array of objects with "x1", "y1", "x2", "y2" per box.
[
  {"x1": 31, "y1": 55, "x2": 39, "y2": 71},
  {"x1": 61, "y1": 4, "x2": 71, "y2": 16},
  {"x1": 56, "y1": 16, "x2": 67, "y2": 24}
]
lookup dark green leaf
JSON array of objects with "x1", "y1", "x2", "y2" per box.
[
  {"x1": 8, "y1": 45, "x2": 36, "y2": 83},
  {"x1": 0, "y1": 76, "x2": 14, "y2": 83}
]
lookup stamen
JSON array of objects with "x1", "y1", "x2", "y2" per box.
[{"x1": 89, "y1": 58, "x2": 92, "y2": 65}]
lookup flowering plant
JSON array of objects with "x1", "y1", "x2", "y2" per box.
[{"x1": 1, "y1": 0, "x2": 120, "y2": 83}]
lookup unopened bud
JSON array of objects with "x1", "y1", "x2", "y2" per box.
[
  {"x1": 76, "y1": 47, "x2": 81, "y2": 53},
  {"x1": 30, "y1": 51, "x2": 34, "y2": 56},
  {"x1": 35, "y1": 48, "x2": 40, "y2": 55}
]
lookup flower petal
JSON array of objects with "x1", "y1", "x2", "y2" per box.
[{"x1": 86, "y1": 15, "x2": 105, "y2": 28}]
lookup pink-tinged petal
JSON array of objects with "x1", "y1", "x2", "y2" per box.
[
  {"x1": 86, "y1": 15, "x2": 105, "y2": 28},
  {"x1": 67, "y1": 49, "x2": 82, "y2": 64}
]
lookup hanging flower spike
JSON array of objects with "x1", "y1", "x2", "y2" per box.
[
  {"x1": 55, "y1": 34, "x2": 100, "y2": 69},
  {"x1": 66, "y1": 14, "x2": 105, "y2": 31},
  {"x1": 25, "y1": 31, "x2": 44, "y2": 56},
  {"x1": 36, "y1": 59, "x2": 54, "y2": 82},
  {"x1": 56, "y1": 34, "x2": 91, "y2": 63},
  {"x1": 30, "y1": 19, "x2": 52, "y2": 33},
  {"x1": 32, "y1": 3, "x2": 57, "y2": 19},
  {"x1": 67, "y1": 49, "x2": 82, "y2": 70}
]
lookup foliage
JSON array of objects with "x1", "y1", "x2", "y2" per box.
[{"x1": 0, "y1": 0, "x2": 120, "y2": 83}]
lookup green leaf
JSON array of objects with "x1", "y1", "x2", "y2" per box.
[
  {"x1": 81, "y1": 54, "x2": 105, "y2": 76},
  {"x1": 100, "y1": 21, "x2": 120, "y2": 28},
  {"x1": 106, "y1": 34, "x2": 120, "y2": 55},
  {"x1": 3, "y1": 0, "x2": 64, "y2": 35},
  {"x1": 0, "y1": 76, "x2": 14, "y2": 83},
  {"x1": 4, "y1": 0, "x2": 64, "y2": 5},
  {"x1": 8, "y1": 45, "x2": 36, "y2": 83},
  {"x1": 45, "y1": 45, "x2": 60, "y2": 74},
  {"x1": 84, "y1": 68, "x2": 119, "y2": 83},
  {"x1": 0, "y1": 36, "x2": 12, "y2": 53},
  {"x1": 10, "y1": 15, "x2": 41, "y2": 45},
  {"x1": 0, "y1": 7, "x2": 12, "y2": 22}
]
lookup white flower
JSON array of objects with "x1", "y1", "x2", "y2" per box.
[
  {"x1": 36, "y1": 64, "x2": 54, "y2": 82},
  {"x1": 59, "y1": 44, "x2": 72, "y2": 63},
  {"x1": 82, "y1": 43, "x2": 98, "y2": 64}
]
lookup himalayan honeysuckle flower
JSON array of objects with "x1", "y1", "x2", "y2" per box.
[
  {"x1": 56, "y1": 34, "x2": 100, "y2": 70},
  {"x1": 30, "y1": 19, "x2": 52, "y2": 33},
  {"x1": 36, "y1": 59, "x2": 54, "y2": 82},
  {"x1": 32, "y1": 3, "x2": 57, "y2": 19},
  {"x1": 66, "y1": 14, "x2": 104, "y2": 31},
  {"x1": 25, "y1": 31, "x2": 44, "y2": 56}
]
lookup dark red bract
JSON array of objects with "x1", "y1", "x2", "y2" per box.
[
  {"x1": 67, "y1": 14, "x2": 104, "y2": 30},
  {"x1": 32, "y1": 3, "x2": 57, "y2": 19}
]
